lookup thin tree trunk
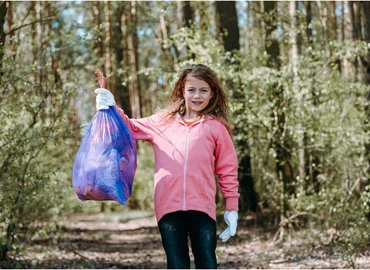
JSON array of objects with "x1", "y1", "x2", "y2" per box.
[
  {"x1": 342, "y1": 1, "x2": 352, "y2": 77},
  {"x1": 349, "y1": 1, "x2": 361, "y2": 79},
  {"x1": 93, "y1": 1, "x2": 104, "y2": 72},
  {"x1": 304, "y1": 1, "x2": 320, "y2": 193},
  {"x1": 103, "y1": 0, "x2": 113, "y2": 91},
  {"x1": 264, "y1": 1, "x2": 295, "y2": 216},
  {"x1": 0, "y1": 1, "x2": 8, "y2": 81},
  {"x1": 183, "y1": 1, "x2": 195, "y2": 59},
  {"x1": 6, "y1": 1, "x2": 15, "y2": 57},
  {"x1": 92, "y1": 1, "x2": 107, "y2": 213},
  {"x1": 264, "y1": 1, "x2": 280, "y2": 69},
  {"x1": 316, "y1": 1, "x2": 330, "y2": 58},
  {"x1": 0, "y1": 2, "x2": 9, "y2": 260},
  {"x1": 359, "y1": 0, "x2": 370, "y2": 220},
  {"x1": 112, "y1": 2, "x2": 131, "y2": 116},
  {"x1": 290, "y1": 1, "x2": 305, "y2": 183},
  {"x1": 331, "y1": 1, "x2": 341, "y2": 72},
  {"x1": 128, "y1": 0, "x2": 141, "y2": 119},
  {"x1": 159, "y1": 13, "x2": 168, "y2": 89}
]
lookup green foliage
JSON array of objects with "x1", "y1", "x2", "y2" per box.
[
  {"x1": 160, "y1": 24, "x2": 370, "y2": 262},
  {"x1": 2, "y1": 1, "x2": 370, "y2": 265},
  {"x1": 0, "y1": 62, "x2": 77, "y2": 259},
  {"x1": 0, "y1": 2, "x2": 88, "y2": 260},
  {"x1": 127, "y1": 141, "x2": 155, "y2": 210}
]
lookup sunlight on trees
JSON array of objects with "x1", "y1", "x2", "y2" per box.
[{"x1": 1, "y1": 1, "x2": 370, "y2": 266}]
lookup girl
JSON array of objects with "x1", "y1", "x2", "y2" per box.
[{"x1": 95, "y1": 64, "x2": 239, "y2": 269}]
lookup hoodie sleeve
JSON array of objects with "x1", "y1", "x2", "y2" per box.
[
  {"x1": 115, "y1": 105, "x2": 154, "y2": 142},
  {"x1": 214, "y1": 123, "x2": 239, "y2": 211}
]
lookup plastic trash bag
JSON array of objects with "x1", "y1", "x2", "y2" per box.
[
  {"x1": 72, "y1": 69, "x2": 136, "y2": 205},
  {"x1": 72, "y1": 106, "x2": 137, "y2": 205}
]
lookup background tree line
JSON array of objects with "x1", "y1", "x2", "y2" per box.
[{"x1": 1, "y1": 0, "x2": 370, "y2": 263}]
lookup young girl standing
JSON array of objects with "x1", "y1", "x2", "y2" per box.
[{"x1": 95, "y1": 64, "x2": 239, "y2": 269}]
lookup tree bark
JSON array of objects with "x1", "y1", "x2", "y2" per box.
[
  {"x1": 264, "y1": 1, "x2": 280, "y2": 69},
  {"x1": 349, "y1": 1, "x2": 361, "y2": 79},
  {"x1": 264, "y1": 1, "x2": 295, "y2": 215},
  {"x1": 183, "y1": 1, "x2": 194, "y2": 29},
  {"x1": 112, "y1": 2, "x2": 131, "y2": 116},
  {"x1": 304, "y1": 1, "x2": 320, "y2": 193},
  {"x1": 359, "y1": 0, "x2": 370, "y2": 220},
  {"x1": 103, "y1": 0, "x2": 113, "y2": 91},
  {"x1": 0, "y1": 1, "x2": 8, "y2": 80},
  {"x1": 290, "y1": 1, "x2": 305, "y2": 183},
  {"x1": 215, "y1": 0, "x2": 258, "y2": 213},
  {"x1": 182, "y1": 1, "x2": 195, "y2": 59},
  {"x1": 215, "y1": 1, "x2": 240, "y2": 52},
  {"x1": 128, "y1": 0, "x2": 141, "y2": 119},
  {"x1": 331, "y1": 1, "x2": 342, "y2": 72}
]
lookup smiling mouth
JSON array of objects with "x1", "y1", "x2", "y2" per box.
[{"x1": 192, "y1": 101, "x2": 203, "y2": 105}]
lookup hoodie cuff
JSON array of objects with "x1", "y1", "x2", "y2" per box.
[{"x1": 225, "y1": 196, "x2": 239, "y2": 211}]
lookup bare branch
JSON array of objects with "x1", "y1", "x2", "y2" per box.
[{"x1": 5, "y1": 16, "x2": 55, "y2": 36}]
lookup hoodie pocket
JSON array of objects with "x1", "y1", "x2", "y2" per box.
[
  {"x1": 154, "y1": 175, "x2": 182, "y2": 204},
  {"x1": 187, "y1": 174, "x2": 216, "y2": 209}
]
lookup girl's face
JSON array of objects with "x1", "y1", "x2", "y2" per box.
[{"x1": 183, "y1": 75, "x2": 213, "y2": 119}]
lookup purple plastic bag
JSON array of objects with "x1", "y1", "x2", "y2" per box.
[{"x1": 72, "y1": 106, "x2": 137, "y2": 205}]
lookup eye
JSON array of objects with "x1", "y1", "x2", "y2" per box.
[
  {"x1": 201, "y1": 89, "x2": 209, "y2": 93},
  {"x1": 187, "y1": 88, "x2": 195, "y2": 92}
]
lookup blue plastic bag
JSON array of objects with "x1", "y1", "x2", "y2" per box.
[{"x1": 72, "y1": 106, "x2": 136, "y2": 205}]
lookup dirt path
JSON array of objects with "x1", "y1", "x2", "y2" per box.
[{"x1": 5, "y1": 212, "x2": 370, "y2": 269}]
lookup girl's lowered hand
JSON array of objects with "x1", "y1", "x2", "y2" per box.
[{"x1": 219, "y1": 211, "x2": 238, "y2": 242}]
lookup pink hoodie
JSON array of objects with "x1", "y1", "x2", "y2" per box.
[{"x1": 115, "y1": 106, "x2": 239, "y2": 222}]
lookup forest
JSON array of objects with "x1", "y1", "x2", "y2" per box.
[{"x1": 0, "y1": 0, "x2": 370, "y2": 268}]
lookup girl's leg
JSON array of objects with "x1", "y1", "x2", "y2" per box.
[
  {"x1": 158, "y1": 211, "x2": 191, "y2": 269},
  {"x1": 187, "y1": 211, "x2": 217, "y2": 269}
]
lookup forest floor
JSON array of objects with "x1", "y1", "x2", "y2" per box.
[{"x1": 3, "y1": 211, "x2": 370, "y2": 269}]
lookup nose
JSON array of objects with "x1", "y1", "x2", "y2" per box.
[{"x1": 194, "y1": 90, "x2": 201, "y2": 98}]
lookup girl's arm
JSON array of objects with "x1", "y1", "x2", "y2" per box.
[
  {"x1": 214, "y1": 124, "x2": 240, "y2": 211},
  {"x1": 115, "y1": 105, "x2": 154, "y2": 142}
]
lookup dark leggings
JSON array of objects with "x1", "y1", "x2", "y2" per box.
[{"x1": 158, "y1": 210, "x2": 217, "y2": 269}]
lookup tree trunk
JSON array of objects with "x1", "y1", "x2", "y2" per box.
[
  {"x1": 182, "y1": 1, "x2": 195, "y2": 59},
  {"x1": 159, "y1": 13, "x2": 169, "y2": 89},
  {"x1": 331, "y1": 1, "x2": 341, "y2": 72},
  {"x1": 215, "y1": 1, "x2": 240, "y2": 52},
  {"x1": 342, "y1": 1, "x2": 352, "y2": 77},
  {"x1": 316, "y1": 1, "x2": 330, "y2": 58},
  {"x1": 103, "y1": 0, "x2": 113, "y2": 91},
  {"x1": 215, "y1": 0, "x2": 258, "y2": 214},
  {"x1": 290, "y1": 1, "x2": 305, "y2": 183},
  {"x1": 359, "y1": 0, "x2": 370, "y2": 220},
  {"x1": 0, "y1": 5, "x2": 9, "y2": 255},
  {"x1": 264, "y1": 1, "x2": 280, "y2": 69},
  {"x1": 0, "y1": 1, "x2": 8, "y2": 81},
  {"x1": 264, "y1": 1, "x2": 295, "y2": 215},
  {"x1": 349, "y1": 1, "x2": 361, "y2": 80},
  {"x1": 183, "y1": 1, "x2": 194, "y2": 29},
  {"x1": 303, "y1": 1, "x2": 321, "y2": 193},
  {"x1": 128, "y1": 0, "x2": 141, "y2": 119},
  {"x1": 306, "y1": 1, "x2": 312, "y2": 44},
  {"x1": 111, "y1": 2, "x2": 131, "y2": 116}
]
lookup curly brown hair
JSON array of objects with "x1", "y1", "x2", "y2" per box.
[{"x1": 163, "y1": 64, "x2": 231, "y2": 134}]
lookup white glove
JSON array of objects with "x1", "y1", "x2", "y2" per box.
[
  {"x1": 94, "y1": 88, "x2": 115, "y2": 110},
  {"x1": 219, "y1": 211, "x2": 238, "y2": 242}
]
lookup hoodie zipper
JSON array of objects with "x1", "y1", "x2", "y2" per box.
[{"x1": 183, "y1": 127, "x2": 191, "y2": 210}]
